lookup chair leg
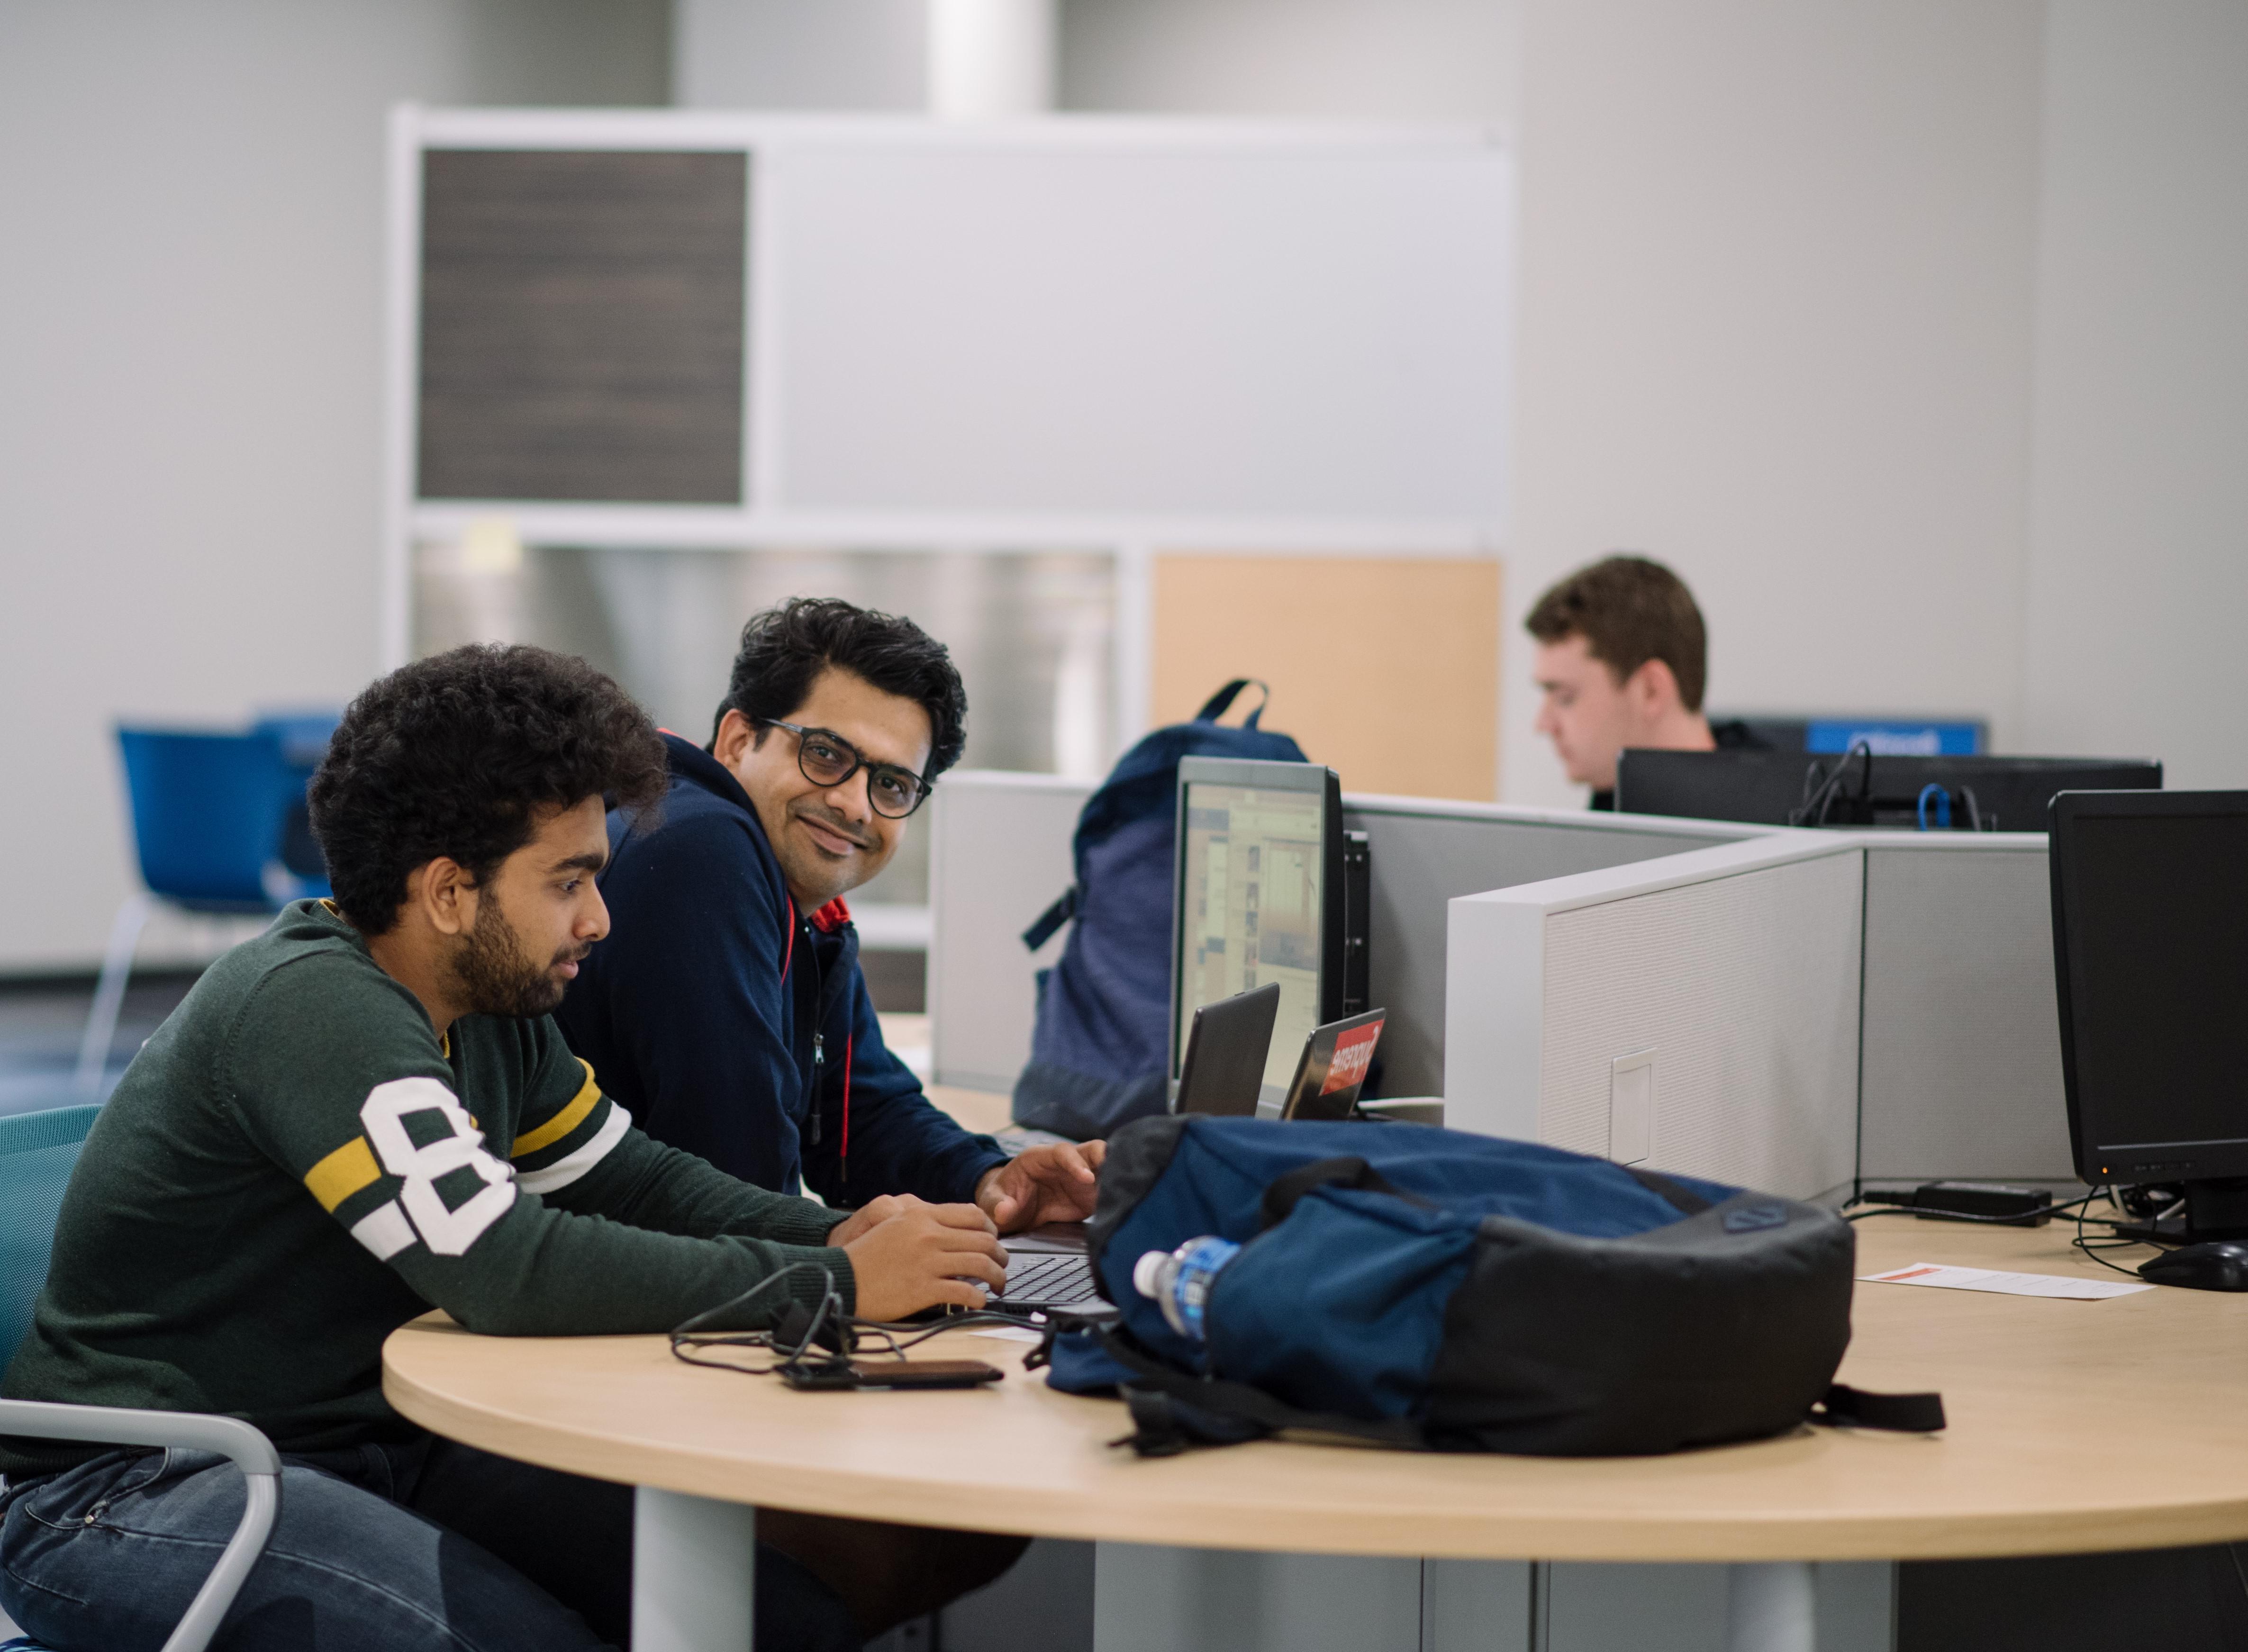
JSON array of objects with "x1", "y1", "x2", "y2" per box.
[{"x1": 76, "y1": 894, "x2": 152, "y2": 1096}]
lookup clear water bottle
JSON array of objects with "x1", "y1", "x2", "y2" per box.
[{"x1": 1131, "y1": 1236, "x2": 1242, "y2": 1340}]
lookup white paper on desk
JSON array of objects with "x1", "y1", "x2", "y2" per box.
[
  {"x1": 961, "y1": 1323, "x2": 1045, "y2": 1344},
  {"x1": 1862, "y1": 1262, "x2": 2151, "y2": 1299}
]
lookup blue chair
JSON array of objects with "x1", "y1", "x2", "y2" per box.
[
  {"x1": 0, "y1": 1105, "x2": 279, "y2": 1652},
  {"x1": 76, "y1": 724, "x2": 335, "y2": 1095}
]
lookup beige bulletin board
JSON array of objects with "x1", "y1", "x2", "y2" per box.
[{"x1": 1151, "y1": 555, "x2": 1503, "y2": 801}]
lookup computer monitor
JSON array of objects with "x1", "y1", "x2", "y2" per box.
[
  {"x1": 2051, "y1": 790, "x2": 2248, "y2": 1240},
  {"x1": 1171, "y1": 757, "x2": 1364, "y2": 1110},
  {"x1": 1615, "y1": 749, "x2": 2162, "y2": 830},
  {"x1": 1714, "y1": 714, "x2": 1986, "y2": 757}
]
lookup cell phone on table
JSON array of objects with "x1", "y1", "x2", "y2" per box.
[{"x1": 780, "y1": 1359, "x2": 1004, "y2": 1391}]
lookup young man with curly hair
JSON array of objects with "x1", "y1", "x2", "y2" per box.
[
  {"x1": 0, "y1": 646, "x2": 1015, "y2": 1651},
  {"x1": 556, "y1": 597, "x2": 1105, "y2": 1232}
]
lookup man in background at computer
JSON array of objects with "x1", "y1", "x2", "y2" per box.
[
  {"x1": 555, "y1": 596, "x2": 1105, "y2": 1231},
  {"x1": 1525, "y1": 555, "x2": 1764, "y2": 809}
]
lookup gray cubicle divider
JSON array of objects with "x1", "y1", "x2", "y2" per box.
[
  {"x1": 1442, "y1": 829, "x2": 2078, "y2": 1200},
  {"x1": 1856, "y1": 833, "x2": 2073, "y2": 1183},
  {"x1": 1340, "y1": 797, "x2": 1750, "y2": 1099},
  {"x1": 926, "y1": 770, "x2": 1096, "y2": 1095},
  {"x1": 925, "y1": 771, "x2": 1752, "y2": 1104},
  {"x1": 1445, "y1": 835, "x2": 1867, "y2": 1201}
]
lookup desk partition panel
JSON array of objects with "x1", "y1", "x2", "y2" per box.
[
  {"x1": 1855, "y1": 834, "x2": 2073, "y2": 1183},
  {"x1": 929, "y1": 765, "x2": 2069, "y2": 1191},
  {"x1": 1340, "y1": 799, "x2": 1749, "y2": 1099},
  {"x1": 1446, "y1": 836, "x2": 1866, "y2": 1201},
  {"x1": 927, "y1": 771, "x2": 1095, "y2": 1094},
  {"x1": 925, "y1": 774, "x2": 1750, "y2": 1104}
]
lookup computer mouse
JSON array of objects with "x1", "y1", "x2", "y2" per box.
[{"x1": 2137, "y1": 1241, "x2": 2248, "y2": 1291}]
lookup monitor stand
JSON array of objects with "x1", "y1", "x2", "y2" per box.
[{"x1": 2112, "y1": 1177, "x2": 2248, "y2": 1246}]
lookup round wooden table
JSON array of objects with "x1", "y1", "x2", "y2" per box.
[{"x1": 384, "y1": 1216, "x2": 2248, "y2": 1651}]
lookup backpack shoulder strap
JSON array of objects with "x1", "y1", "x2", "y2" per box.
[
  {"x1": 1810, "y1": 1383, "x2": 1946, "y2": 1433},
  {"x1": 1021, "y1": 884, "x2": 1079, "y2": 952}
]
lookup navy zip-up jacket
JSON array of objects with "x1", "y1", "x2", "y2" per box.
[{"x1": 554, "y1": 734, "x2": 1006, "y2": 1206}]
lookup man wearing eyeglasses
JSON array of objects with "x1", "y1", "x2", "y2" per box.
[{"x1": 554, "y1": 596, "x2": 1105, "y2": 1242}]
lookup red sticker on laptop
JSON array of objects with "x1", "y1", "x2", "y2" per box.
[{"x1": 1321, "y1": 1020, "x2": 1385, "y2": 1094}]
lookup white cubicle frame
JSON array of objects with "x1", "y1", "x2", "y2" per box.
[{"x1": 1445, "y1": 832, "x2": 1867, "y2": 1201}]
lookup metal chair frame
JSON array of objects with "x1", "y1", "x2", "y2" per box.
[{"x1": 0, "y1": 1106, "x2": 281, "y2": 1652}]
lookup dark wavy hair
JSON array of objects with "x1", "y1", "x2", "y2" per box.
[
  {"x1": 712, "y1": 597, "x2": 968, "y2": 780},
  {"x1": 310, "y1": 645, "x2": 668, "y2": 935}
]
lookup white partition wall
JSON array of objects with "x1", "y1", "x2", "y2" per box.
[
  {"x1": 385, "y1": 107, "x2": 1516, "y2": 698},
  {"x1": 1856, "y1": 834, "x2": 2073, "y2": 1183},
  {"x1": 927, "y1": 771, "x2": 1094, "y2": 1094},
  {"x1": 1444, "y1": 836, "x2": 1865, "y2": 1201}
]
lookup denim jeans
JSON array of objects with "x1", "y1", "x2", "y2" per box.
[{"x1": 0, "y1": 1435, "x2": 861, "y2": 1651}]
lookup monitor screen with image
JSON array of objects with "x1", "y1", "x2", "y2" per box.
[{"x1": 1172, "y1": 758, "x2": 1349, "y2": 1107}]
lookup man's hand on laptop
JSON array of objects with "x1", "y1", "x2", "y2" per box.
[
  {"x1": 975, "y1": 1141, "x2": 1107, "y2": 1234},
  {"x1": 830, "y1": 1195, "x2": 1008, "y2": 1319}
]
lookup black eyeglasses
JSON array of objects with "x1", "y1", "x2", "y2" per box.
[{"x1": 763, "y1": 721, "x2": 933, "y2": 819}]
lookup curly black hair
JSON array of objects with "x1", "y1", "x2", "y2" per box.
[
  {"x1": 711, "y1": 597, "x2": 968, "y2": 780},
  {"x1": 310, "y1": 645, "x2": 668, "y2": 936}
]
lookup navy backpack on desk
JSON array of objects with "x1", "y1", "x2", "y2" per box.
[
  {"x1": 1012, "y1": 681, "x2": 1308, "y2": 1139},
  {"x1": 1033, "y1": 1116, "x2": 1941, "y2": 1458}
]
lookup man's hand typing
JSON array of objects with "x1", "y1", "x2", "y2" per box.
[{"x1": 830, "y1": 1195, "x2": 1007, "y2": 1319}]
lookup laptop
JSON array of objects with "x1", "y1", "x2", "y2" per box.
[
  {"x1": 1278, "y1": 1008, "x2": 1387, "y2": 1121},
  {"x1": 987, "y1": 985, "x2": 1283, "y2": 1314},
  {"x1": 1172, "y1": 982, "x2": 1282, "y2": 1117}
]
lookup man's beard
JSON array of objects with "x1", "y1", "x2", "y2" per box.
[{"x1": 450, "y1": 893, "x2": 576, "y2": 1020}]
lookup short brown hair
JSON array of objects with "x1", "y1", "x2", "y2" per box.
[{"x1": 1525, "y1": 556, "x2": 1708, "y2": 712}]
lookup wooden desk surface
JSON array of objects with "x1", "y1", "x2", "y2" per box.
[
  {"x1": 922, "y1": 1083, "x2": 1013, "y2": 1139},
  {"x1": 384, "y1": 1215, "x2": 2248, "y2": 1564}
]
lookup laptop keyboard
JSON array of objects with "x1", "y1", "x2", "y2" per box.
[{"x1": 994, "y1": 1253, "x2": 1103, "y2": 1310}]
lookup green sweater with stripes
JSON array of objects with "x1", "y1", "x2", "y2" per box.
[{"x1": 0, "y1": 901, "x2": 851, "y2": 1480}]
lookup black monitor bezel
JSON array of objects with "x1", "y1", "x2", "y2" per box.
[
  {"x1": 2049, "y1": 788, "x2": 2248, "y2": 1186},
  {"x1": 1616, "y1": 748, "x2": 2162, "y2": 828},
  {"x1": 1170, "y1": 757, "x2": 1345, "y2": 1090}
]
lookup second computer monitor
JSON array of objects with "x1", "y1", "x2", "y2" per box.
[
  {"x1": 2051, "y1": 790, "x2": 2248, "y2": 1232},
  {"x1": 1172, "y1": 757, "x2": 1347, "y2": 1110},
  {"x1": 1615, "y1": 749, "x2": 2161, "y2": 830}
]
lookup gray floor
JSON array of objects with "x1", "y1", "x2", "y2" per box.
[{"x1": 0, "y1": 971, "x2": 197, "y2": 1121}]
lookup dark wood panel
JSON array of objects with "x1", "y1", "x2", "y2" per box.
[{"x1": 417, "y1": 149, "x2": 746, "y2": 504}]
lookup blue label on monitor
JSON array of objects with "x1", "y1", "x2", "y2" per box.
[{"x1": 1806, "y1": 720, "x2": 1981, "y2": 757}]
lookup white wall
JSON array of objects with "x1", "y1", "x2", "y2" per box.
[
  {"x1": 0, "y1": 0, "x2": 667, "y2": 974},
  {"x1": 1061, "y1": 0, "x2": 1519, "y2": 128},
  {"x1": 1055, "y1": 0, "x2": 2248, "y2": 808},
  {"x1": 675, "y1": 0, "x2": 926, "y2": 109},
  {"x1": 1504, "y1": 0, "x2": 2046, "y2": 806},
  {"x1": 2020, "y1": 0, "x2": 2248, "y2": 788}
]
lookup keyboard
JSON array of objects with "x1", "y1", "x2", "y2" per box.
[{"x1": 993, "y1": 1253, "x2": 1104, "y2": 1311}]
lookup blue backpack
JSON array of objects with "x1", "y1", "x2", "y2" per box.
[
  {"x1": 1011, "y1": 681, "x2": 1307, "y2": 1139},
  {"x1": 1034, "y1": 1116, "x2": 1942, "y2": 1457}
]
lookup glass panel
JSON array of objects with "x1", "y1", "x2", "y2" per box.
[{"x1": 414, "y1": 542, "x2": 1117, "y2": 904}]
